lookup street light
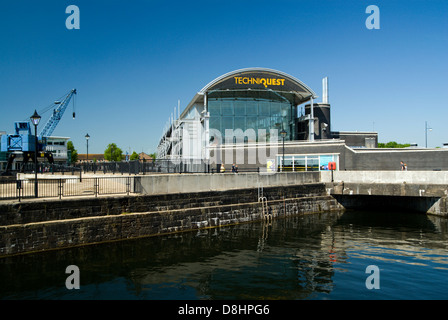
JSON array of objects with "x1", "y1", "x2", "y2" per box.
[
  {"x1": 30, "y1": 110, "x2": 41, "y2": 198},
  {"x1": 425, "y1": 121, "x2": 432, "y2": 148},
  {"x1": 280, "y1": 129, "x2": 287, "y2": 172},
  {"x1": 85, "y1": 133, "x2": 90, "y2": 161}
]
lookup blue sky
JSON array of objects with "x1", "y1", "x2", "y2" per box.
[{"x1": 1, "y1": 0, "x2": 447, "y2": 154}]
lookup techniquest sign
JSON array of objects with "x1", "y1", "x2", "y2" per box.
[
  {"x1": 233, "y1": 76, "x2": 286, "y2": 88},
  {"x1": 208, "y1": 71, "x2": 309, "y2": 93}
]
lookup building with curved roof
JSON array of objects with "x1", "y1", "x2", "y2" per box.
[
  {"x1": 156, "y1": 68, "x2": 448, "y2": 172},
  {"x1": 158, "y1": 68, "x2": 322, "y2": 161}
]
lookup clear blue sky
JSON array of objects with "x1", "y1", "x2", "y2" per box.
[{"x1": 1, "y1": 0, "x2": 447, "y2": 154}]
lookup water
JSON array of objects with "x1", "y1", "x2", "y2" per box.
[{"x1": 1, "y1": 210, "x2": 448, "y2": 300}]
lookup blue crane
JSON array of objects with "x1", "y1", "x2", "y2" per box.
[{"x1": 1, "y1": 89, "x2": 77, "y2": 174}]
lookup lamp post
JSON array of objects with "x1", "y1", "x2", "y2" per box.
[
  {"x1": 425, "y1": 121, "x2": 432, "y2": 148},
  {"x1": 85, "y1": 133, "x2": 90, "y2": 161},
  {"x1": 30, "y1": 110, "x2": 41, "y2": 198},
  {"x1": 280, "y1": 129, "x2": 287, "y2": 172}
]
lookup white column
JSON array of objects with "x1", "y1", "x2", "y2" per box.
[
  {"x1": 309, "y1": 97, "x2": 314, "y2": 141},
  {"x1": 203, "y1": 93, "x2": 210, "y2": 162}
]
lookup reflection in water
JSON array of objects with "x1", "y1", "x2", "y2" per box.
[{"x1": 1, "y1": 210, "x2": 448, "y2": 299}]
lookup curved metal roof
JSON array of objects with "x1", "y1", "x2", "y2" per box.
[
  {"x1": 180, "y1": 67, "x2": 318, "y2": 119},
  {"x1": 199, "y1": 67, "x2": 317, "y2": 97}
]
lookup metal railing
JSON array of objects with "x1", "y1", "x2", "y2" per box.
[
  {"x1": 5, "y1": 159, "x2": 263, "y2": 176},
  {"x1": 0, "y1": 176, "x2": 133, "y2": 201},
  {"x1": 75, "y1": 159, "x2": 262, "y2": 175}
]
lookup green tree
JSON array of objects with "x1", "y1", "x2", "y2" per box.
[
  {"x1": 378, "y1": 141, "x2": 411, "y2": 148},
  {"x1": 130, "y1": 151, "x2": 139, "y2": 160},
  {"x1": 67, "y1": 141, "x2": 78, "y2": 164},
  {"x1": 104, "y1": 143, "x2": 123, "y2": 161}
]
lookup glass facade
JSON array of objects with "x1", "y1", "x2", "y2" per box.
[
  {"x1": 278, "y1": 154, "x2": 339, "y2": 172},
  {"x1": 208, "y1": 90, "x2": 296, "y2": 144}
]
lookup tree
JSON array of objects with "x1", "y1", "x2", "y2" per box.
[
  {"x1": 130, "y1": 151, "x2": 139, "y2": 161},
  {"x1": 378, "y1": 141, "x2": 411, "y2": 148},
  {"x1": 67, "y1": 141, "x2": 78, "y2": 164},
  {"x1": 104, "y1": 143, "x2": 123, "y2": 162}
]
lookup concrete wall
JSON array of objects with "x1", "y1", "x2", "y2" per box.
[
  {"x1": 134, "y1": 172, "x2": 320, "y2": 195},
  {"x1": 343, "y1": 147, "x2": 448, "y2": 171},
  {"x1": 320, "y1": 170, "x2": 448, "y2": 184}
]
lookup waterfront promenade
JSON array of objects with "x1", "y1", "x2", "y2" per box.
[{"x1": 1, "y1": 170, "x2": 448, "y2": 202}]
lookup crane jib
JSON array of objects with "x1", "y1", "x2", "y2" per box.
[{"x1": 39, "y1": 89, "x2": 77, "y2": 138}]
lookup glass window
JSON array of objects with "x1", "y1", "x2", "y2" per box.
[
  {"x1": 209, "y1": 117, "x2": 221, "y2": 135},
  {"x1": 270, "y1": 115, "x2": 283, "y2": 129},
  {"x1": 234, "y1": 117, "x2": 246, "y2": 131},
  {"x1": 283, "y1": 156, "x2": 293, "y2": 172},
  {"x1": 221, "y1": 117, "x2": 234, "y2": 138},
  {"x1": 208, "y1": 100, "x2": 221, "y2": 117},
  {"x1": 307, "y1": 156, "x2": 319, "y2": 171},
  {"x1": 270, "y1": 102, "x2": 282, "y2": 116},
  {"x1": 221, "y1": 100, "x2": 233, "y2": 115},
  {"x1": 234, "y1": 100, "x2": 246, "y2": 116},
  {"x1": 259, "y1": 100, "x2": 270, "y2": 115},
  {"x1": 319, "y1": 155, "x2": 334, "y2": 170},
  {"x1": 246, "y1": 116, "x2": 258, "y2": 132},
  {"x1": 294, "y1": 156, "x2": 306, "y2": 172},
  {"x1": 246, "y1": 100, "x2": 258, "y2": 115}
]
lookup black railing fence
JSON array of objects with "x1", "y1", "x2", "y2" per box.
[
  {"x1": 1, "y1": 159, "x2": 263, "y2": 201},
  {"x1": 76, "y1": 159, "x2": 211, "y2": 174},
  {"x1": 0, "y1": 176, "x2": 132, "y2": 201},
  {"x1": 75, "y1": 159, "x2": 261, "y2": 174},
  {"x1": 9, "y1": 159, "x2": 262, "y2": 176}
]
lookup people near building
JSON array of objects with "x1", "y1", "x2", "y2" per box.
[
  {"x1": 220, "y1": 164, "x2": 225, "y2": 173},
  {"x1": 232, "y1": 163, "x2": 238, "y2": 173}
]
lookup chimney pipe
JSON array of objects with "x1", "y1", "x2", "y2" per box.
[{"x1": 322, "y1": 77, "x2": 329, "y2": 104}]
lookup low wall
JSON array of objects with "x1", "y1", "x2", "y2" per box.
[
  {"x1": 134, "y1": 172, "x2": 320, "y2": 195},
  {"x1": 320, "y1": 170, "x2": 448, "y2": 184}
]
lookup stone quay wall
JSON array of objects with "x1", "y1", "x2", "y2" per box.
[{"x1": 0, "y1": 183, "x2": 344, "y2": 257}]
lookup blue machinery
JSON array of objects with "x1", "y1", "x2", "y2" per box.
[{"x1": 1, "y1": 89, "x2": 77, "y2": 174}]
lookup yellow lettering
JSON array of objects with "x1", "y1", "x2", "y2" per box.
[{"x1": 234, "y1": 77, "x2": 285, "y2": 87}]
